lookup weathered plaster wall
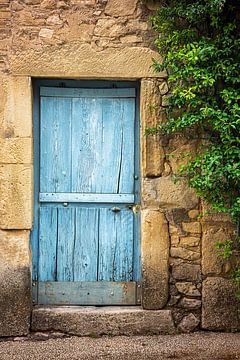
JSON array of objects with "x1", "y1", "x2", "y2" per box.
[{"x1": 0, "y1": 0, "x2": 239, "y2": 336}]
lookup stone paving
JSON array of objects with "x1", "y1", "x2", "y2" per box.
[{"x1": 0, "y1": 332, "x2": 240, "y2": 360}]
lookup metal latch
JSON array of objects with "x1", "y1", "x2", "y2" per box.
[
  {"x1": 111, "y1": 207, "x2": 121, "y2": 212},
  {"x1": 128, "y1": 204, "x2": 141, "y2": 213}
]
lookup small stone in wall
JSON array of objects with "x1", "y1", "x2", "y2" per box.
[
  {"x1": 178, "y1": 313, "x2": 200, "y2": 333},
  {"x1": 25, "y1": 0, "x2": 41, "y2": 4},
  {"x1": 162, "y1": 94, "x2": 170, "y2": 107},
  {"x1": 159, "y1": 81, "x2": 169, "y2": 95},
  {"x1": 168, "y1": 295, "x2": 181, "y2": 306},
  {"x1": 127, "y1": 20, "x2": 148, "y2": 31},
  {"x1": 94, "y1": 19, "x2": 127, "y2": 38},
  {"x1": 175, "y1": 282, "x2": 201, "y2": 297},
  {"x1": 40, "y1": 0, "x2": 56, "y2": 9},
  {"x1": 57, "y1": 1, "x2": 69, "y2": 9},
  {"x1": 46, "y1": 15, "x2": 63, "y2": 26},
  {"x1": 105, "y1": 0, "x2": 138, "y2": 17},
  {"x1": 39, "y1": 28, "x2": 54, "y2": 39},
  {"x1": 162, "y1": 162, "x2": 171, "y2": 176},
  {"x1": 172, "y1": 263, "x2": 201, "y2": 281},
  {"x1": 120, "y1": 35, "x2": 142, "y2": 44},
  {"x1": 178, "y1": 297, "x2": 201, "y2": 309},
  {"x1": 188, "y1": 209, "x2": 199, "y2": 219},
  {"x1": 182, "y1": 222, "x2": 201, "y2": 235},
  {"x1": 179, "y1": 236, "x2": 200, "y2": 248},
  {"x1": 171, "y1": 235, "x2": 180, "y2": 247},
  {"x1": 11, "y1": 1, "x2": 24, "y2": 11},
  {"x1": 93, "y1": 10, "x2": 102, "y2": 16},
  {"x1": 170, "y1": 247, "x2": 200, "y2": 261}
]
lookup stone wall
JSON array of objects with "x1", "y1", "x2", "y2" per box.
[{"x1": 0, "y1": 0, "x2": 239, "y2": 336}]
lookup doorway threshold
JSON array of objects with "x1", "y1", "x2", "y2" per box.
[{"x1": 31, "y1": 306, "x2": 176, "y2": 336}]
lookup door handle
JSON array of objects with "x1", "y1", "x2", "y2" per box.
[
  {"x1": 63, "y1": 202, "x2": 69, "y2": 207},
  {"x1": 111, "y1": 207, "x2": 121, "y2": 213}
]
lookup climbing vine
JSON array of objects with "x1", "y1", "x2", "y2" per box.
[{"x1": 147, "y1": 0, "x2": 240, "y2": 295}]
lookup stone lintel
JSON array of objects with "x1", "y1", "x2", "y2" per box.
[{"x1": 10, "y1": 44, "x2": 166, "y2": 79}]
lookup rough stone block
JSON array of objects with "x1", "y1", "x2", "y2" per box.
[
  {"x1": 179, "y1": 236, "x2": 200, "y2": 248},
  {"x1": 142, "y1": 177, "x2": 199, "y2": 210},
  {"x1": 3, "y1": 76, "x2": 32, "y2": 138},
  {"x1": 178, "y1": 297, "x2": 201, "y2": 309},
  {"x1": 188, "y1": 210, "x2": 199, "y2": 219},
  {"x1": 178, "y1": 313, "x2": 200, "y2": 333},
  {"x1": 120, "y1": 35, "x2": 143, "y2": 43},
  {"x1": 140, "y1": 79, "x2": 164, "y2": 177},
  {"x1": 0, "y1": 138, "x2": 32, "y2": 164},
  {"x1": 170, "y1": 247, "x2": 200, "y2": 261},
  {"x1": 172, "y1": 263, "x2": 201, "y2": 281},
  {"x1": 171, "y1": 235, "x2": 180, "y2": 247},
  {"x1": 0, "y1": 230, "x2": 31, "y2": 336},
  {"x1": 175, "y1": 282, "x2": 201, "y2": 297},
  {"x1": 141, "y1": 210, "x2": 169, "y2": 309},
  {"x1": 202, "y1": 223, "x2": 237, "y2": 276},
  {"x1": 182, "y1": 222, "x2": 201, "y2": 235},
  {"x1": 169, "y1": 143, "x2": 197, "y2": 174},
  {"x1": 0, "y1": 164, "x2": 33, "y2": 229},
  {"x1": 105, "y1": 0, "x2": 138, "y2": 16},
  {"x1": 202, "y1": 277, "x2": 240, "y2": 331},
  {"x1": 32, "y1": 307, "x2": 176, "y2": 335},
  {"x1": 201, "y1": 201, "x2": 233, "y2": 223},
  {"x1": 158, "y1": 81, "x2": 169, "y2": 95},
  {"x1": 94, "y1": 18, "x2": 127, "y2": 38}
]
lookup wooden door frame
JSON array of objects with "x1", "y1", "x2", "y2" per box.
[{"x1": 31, "y1": 79, "x2": 141, "y2": 305}]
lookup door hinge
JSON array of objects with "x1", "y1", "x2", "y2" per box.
[
  {"x1": 136, "y1": 282, "x2": 142, "y2": 304},
  {"x1": 32, "y1": 282, "x2": 38, "y2": 304}
]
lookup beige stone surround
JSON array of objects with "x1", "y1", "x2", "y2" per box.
[{"x1": 0, "y1": 0, "x2": 239, "y2": 336}]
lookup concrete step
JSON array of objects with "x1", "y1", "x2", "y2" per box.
[{"x1": 31, "y1": 306, "x2": 176, "y2": 336}]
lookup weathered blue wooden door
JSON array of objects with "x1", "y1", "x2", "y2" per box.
[{"x1": 32, "y1": 83, "x2": 140, "y2": 305}]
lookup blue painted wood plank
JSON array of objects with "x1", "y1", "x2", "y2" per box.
[
  {"x1": 73, "y1": 208, "x2": 99, "y2": 281},
  {"x1": 40, "y1": 87, "x2": 136, "y2": 98},
  {"x1": 40, "y1": 97, "x2": 72, "y2": 193},
  {"x1": 57, "y1": 208, "x2": 75, "y2": 281},
  {"x1": 118, "y1": 99, "x2": 135, "y2": 194},
  {"x1": 37, "y1": 281, "x2": 137, "y2": 305},
  {"x1": 38, "y1": 207, "x2": 57, "y2": 281},
  {"x1": 39, "y1": 193, "x2": 134, "y2": 203},
  {"x1": 96, "y1": 99, "x2": 124, "y2": 193},
  {"x1": 98, "y1": 208, "x2": 134, "y2": 282},
  {"x1": 71, "y1": 97, "x2": 100, "y2": 193},
  {"x1": 116, "y1": 210, "x2": 134, "y2": 281}
]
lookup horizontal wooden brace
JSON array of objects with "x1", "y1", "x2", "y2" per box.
[
  {"x1": 40, "y1": 87, "x2": 136, "y2": 98},
  {"x1": 39, "y1": 193, "x2": 135, "y2": 203},
  {"x1": 33, "y1": 281, "x2": 140, "y2": 306}
]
